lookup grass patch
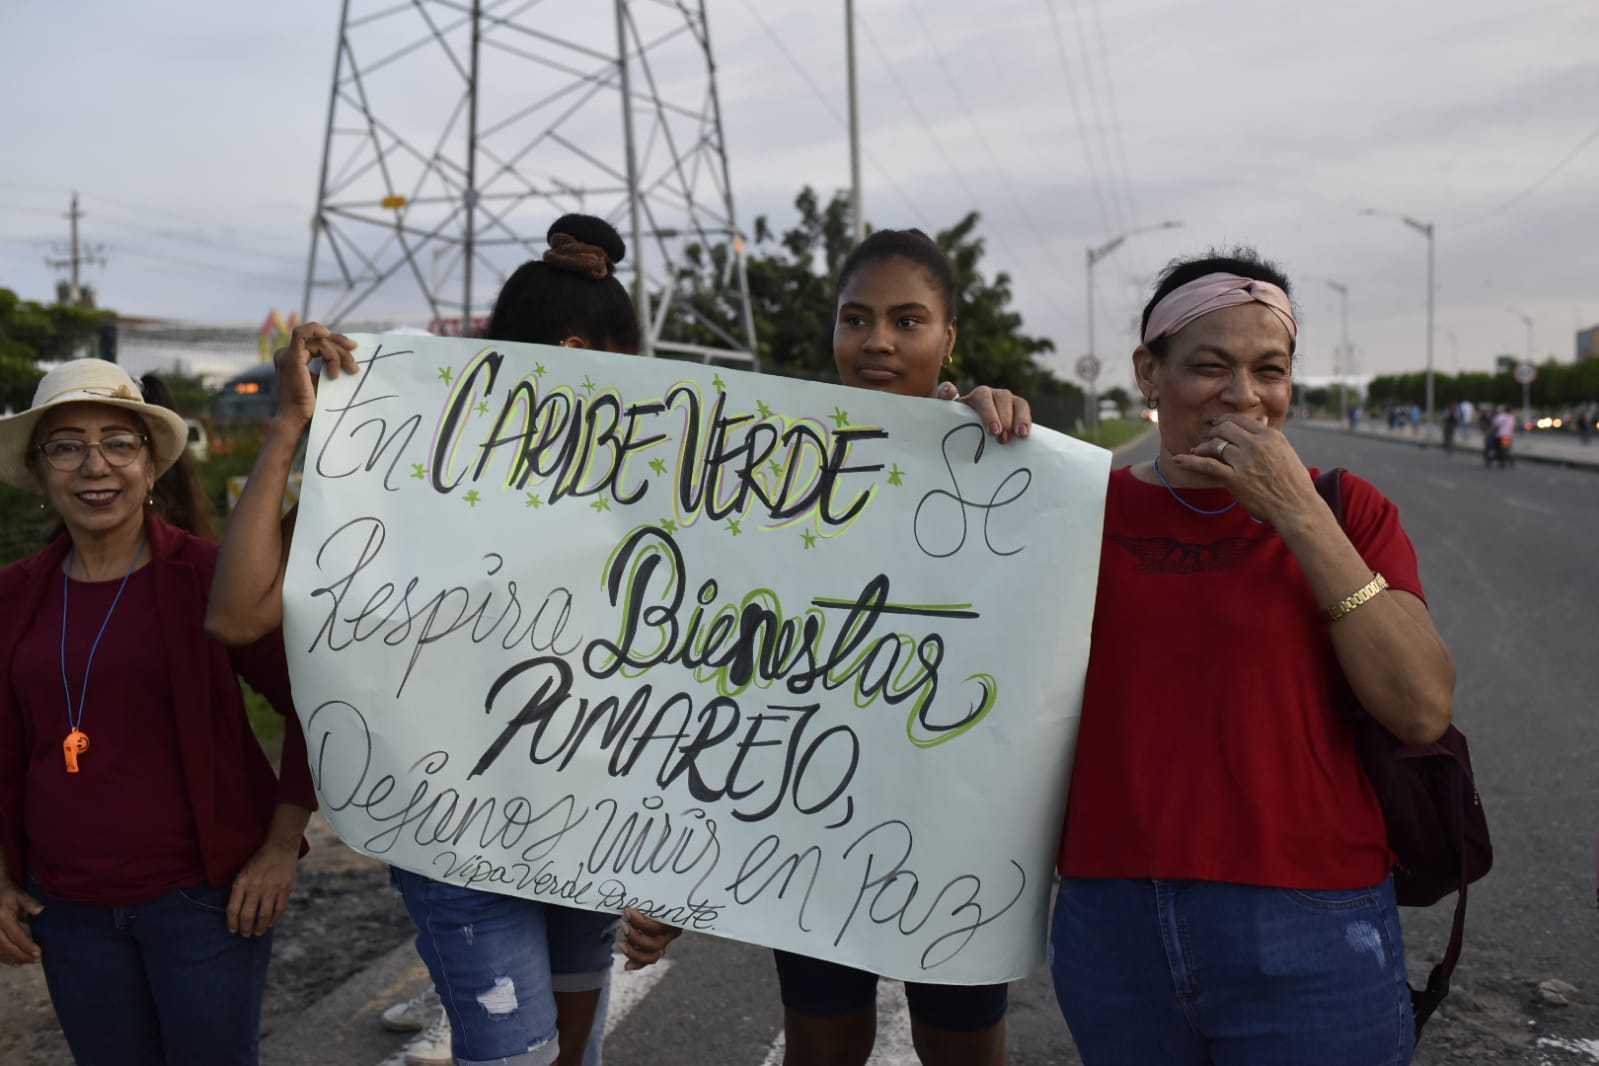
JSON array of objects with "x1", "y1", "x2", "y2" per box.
[
  {"x1": 242, "y1": 681, "x2": 285, "y2": 763},
  {"x1": 1069, "y1": 418, "x2": 1154, "y2": 452}
]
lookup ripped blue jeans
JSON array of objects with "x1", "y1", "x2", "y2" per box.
[
  {"x1": 391, "y1": 869, "x2": 619, "y2": 1066},
  {"x1": 1050, "y1": 877, "x2": 1414, "y2": 1066}
]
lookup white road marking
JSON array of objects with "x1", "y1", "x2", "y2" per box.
[
  {"x1": 1506, "y1": 496, "x2": 1555, "y2": 515},
  {"x1": 1426, "y1": 476, "x2": 1457, "y2": 490},
  {"x1": 758, "y1": 981, "x2": 918, "y2": 1065},
  {"x1": 379, "y1": 954, "x2": 674, "y2": 1066}
]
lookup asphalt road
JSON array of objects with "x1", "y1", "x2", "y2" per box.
[{"x1": 585, "y1": 427, "x2": 1599, "y2": 1066}]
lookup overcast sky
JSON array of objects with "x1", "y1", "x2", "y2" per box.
[{"x1": 3, "y1": 0, "x2": 1596, "y2": 394}]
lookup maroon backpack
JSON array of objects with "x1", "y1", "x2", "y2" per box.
[{"x1": 1315, "y1": 469, "x2": 1494, "y2": 1038}]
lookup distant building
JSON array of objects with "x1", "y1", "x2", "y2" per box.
[{"x1": 1578, "y1": 325, "x2": 1598, "y2": 362}]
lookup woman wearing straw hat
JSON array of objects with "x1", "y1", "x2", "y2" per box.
[{"x1": 0, "y1": 359, "x2": 317, "y2": 1066}]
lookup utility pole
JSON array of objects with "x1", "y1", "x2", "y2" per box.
[
  {"x1": 1324, "y1": 280, "x2": 1349, "y2": 420},
  {"x1": 845, "y1": 0, "x2": 863, "y2": 243},
  {"x1": 45, "y1": 191, "x2": 105, "y2": 306}
]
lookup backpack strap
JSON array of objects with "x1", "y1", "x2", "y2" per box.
[{"x1": 1312, "y1": 467, "x2": 1470, "y2": 1032}]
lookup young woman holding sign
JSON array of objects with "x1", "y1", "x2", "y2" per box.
[
  {"x1": 207, "y1": 215, "x2": 675, "y2": 1066},
  {"x1": 766, "y1": 228, "x2": 1031, "y2": 1066},
  {"x1": 0, "y1": 361, "x2": 315, "y2": 1066}
]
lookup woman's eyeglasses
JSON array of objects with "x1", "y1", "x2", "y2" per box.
[{"x1": 35, "y1": 433, "x2": 149, "y2": 471}]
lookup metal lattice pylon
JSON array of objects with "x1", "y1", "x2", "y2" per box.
[{"x1": 303, "y1": 0, "x2": 758, "y2": 366}]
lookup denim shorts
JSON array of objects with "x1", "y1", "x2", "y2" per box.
[
  {"x1": 1050, "y1": 877, "x2": 1414, "y2": 1066},
  {"x1": 391, "y1": 869, "x2": 620, "y2": 1066},
  {"x1": 27, "y1": 877, "x2": 273, "y2": 1066},
  {"x1": 772, "y1": 949, "x2": 1009, "y2": 1032}
]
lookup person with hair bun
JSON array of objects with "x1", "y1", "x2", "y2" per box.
[
  {"x1": 1051, "y1": 249, "x2": 1454, "y2": 1065},
  {"x1": 0, "y1": 360, "x2": 314, "y2": 1066},
  {"x1": 766, "y1": 228, "x2": 1029, "y2": 1066},
  {"x1": 208, "y1": 215, "x2": 670, "y2": 1066}
]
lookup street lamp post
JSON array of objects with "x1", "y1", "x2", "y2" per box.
[
  {"x1": 1507, "y1": 306, "x2": 1534, "y2": 425},
  {"x1": 1086, "y1": 220, "x2": 1182, "y2": 437},
  {"x1": 1361, "y1": 209, "x2": 1435, "y2": 433},
  {"x1": 1323, "y1": 280, "x2": 1349, "y2": 421}
]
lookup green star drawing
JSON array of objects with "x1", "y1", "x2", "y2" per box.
[
  {"x1": 801, "y1": 529, "x2": 817, "y2": 550},
  {"x1": 524, "y1": 492, "x2": 543, "y2": 509},
  {"x1": 725, "y1": 518, "x2": 742, "y2": 536},
  {"x1": 581, "y1": 375, "x2": 598, "y2": 394},
  {"x1": 660, "y1": 518, "x2": 677, "y2": 534},
  {"x1": 463, "y1": 489, "x2": 481, "y2": 508},
  {"x1": 887, "y1": 464, "x2": 906, "y2": 486},
  {"x1": 830, "y1": 406, "x2": 849, "y2": 428},
  {"x1": 712, "y1": 373, "x2": 725, "y2": 390},
  {"x1": 476, "y1": 400, "x2": 490, "y2": 416},
  {"x1": 648, "y1": 457, "x2": 668, "y2": 476},
  {"x1": 766, "y1": 460, "x2": 783, "y2": 479},
  {"x1": 410, "y1": 463, "x2": 427, "y2": 481},
  {"x1": 590, "y1": 497, "x2": 612, "y2": 513},
  {"x1": 533, "y1": 362, "x2": 547, "y2": 377},
  {"x1": 756, "y1": 400, "x2": 773, "y2": 419},
  {"x1": 437, "y1": 366, "x2": 453, "y2": 384}
]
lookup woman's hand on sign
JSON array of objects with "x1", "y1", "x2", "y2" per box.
[
  {"x1": 937, "y1": 381, "x2": 1032, "y2": 443},
  {"x1": 619, "y1": 907, "x2": 683, "y2": 971},
  {"x1": 226, "y1": 839, "x2": 300, "y2": 937},
  {"x1": 273, "y1": 322, "x2": 359, "y2": 431},
  {"x1": 0, "y1": 880, "x2": 43, "y2": 965}
]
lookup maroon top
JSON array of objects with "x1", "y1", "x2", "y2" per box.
[
  {"x1": 15, "y1": 566, "x2": 209, "y2": 904},
  {"x1": 0, "y1": 516, "x2": 318, "y2": 898}
]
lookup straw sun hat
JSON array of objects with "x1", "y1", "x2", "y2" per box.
[{"x1": 0, "y1": 359, "x2": 190, "y2": 489}]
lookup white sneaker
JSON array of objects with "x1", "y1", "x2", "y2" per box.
[
  {"x1": 382, "y1": 986, "x2": 442, "y2": 1032},
  {"x1": 403, "y1": 1014, "x2": 454, "y2": 1066}
]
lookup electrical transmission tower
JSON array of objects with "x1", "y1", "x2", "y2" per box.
[{"x1": 303, "y1": 0, "x2": 758, "y2": 367}]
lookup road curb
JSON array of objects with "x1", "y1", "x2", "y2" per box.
[
  {"x1": 1295, "y1": 421, "x2": 1599, "y2": 473},
  {"x1": 262, "y1": 939, "x2": 428, "y2": 1066}
]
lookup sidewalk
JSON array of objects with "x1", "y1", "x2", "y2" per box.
[{"x1": 1298, "y1": 419, "x2": 1599, "y2": 472}]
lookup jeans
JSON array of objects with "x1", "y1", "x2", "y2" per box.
[
  {"x1": 392, "y1": 869, "x2": 619, "y2": 1066},
  {"x1": 27, "y1": 877, "x2": 273, "y2": 1066},
  {"x1": 1050, "y1": 877, "x2": 1413, "y2": 1066}
]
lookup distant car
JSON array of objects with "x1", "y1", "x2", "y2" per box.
[
  {"x1": 215, "y1": 363, "x2": 277, "y2": 420},
  {"x1": 183, "y1": 418, "x2": 209, "y2": 463}
]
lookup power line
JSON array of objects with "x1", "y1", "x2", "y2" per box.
[
  {"x1": 735, "y1": 0, "x2": 931, "y2": 230},
  {"x1": 852, "y1": 14, "x2": 1059, "y2": 301},
  {"x1": 1466, "y1": 119, "x2": 1599, "y2": 223},
  {"x1": 901, "y1": 0, "x2": 1076, "y2": 291},
  {"x1": 1042, "y1": 0, "x2": 1112, "y2": 233},
  {"x1": 1067, "y1": 0, "x2": 1129, "y2": 234}
]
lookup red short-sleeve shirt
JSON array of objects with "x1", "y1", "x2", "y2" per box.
[{"x1": 1058, "y1": 466, "x2": 1425, "y2": 890}]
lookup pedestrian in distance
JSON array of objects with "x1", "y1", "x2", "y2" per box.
[
  {"x1": 1052, "y1": 249, "x2": 1456, "y2": 1066},
  {"x1": 1487, "y1": 405, "x2": 1516, "y2": 469},
  {"x1": 770, "y1": 227, "x2": 1030, "y2": 1066},
  {"x1": 0, "y1": 361, "x2": 317, "y2": 1066},
  {"x1": 1442, "y1": 403, "x2": 1458, "y2": 456},
  {"x1": 206, "y1": 215, "x2": 676, "y2": 1066}
]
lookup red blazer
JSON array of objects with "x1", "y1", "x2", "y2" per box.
[{"x1": 0, "y1": 515, "x2": 317, "y2": 889}]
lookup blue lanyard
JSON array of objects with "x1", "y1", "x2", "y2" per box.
[
  {"x1": 59, "y1": 539, "x2": 146, "y2": 733},
  {"x1": 1152, "y1": 456, "x2": 1266, "y2": 525}
]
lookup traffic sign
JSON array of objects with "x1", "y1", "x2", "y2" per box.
[
  {"x1": 1514, "y1": 362, "x2": 1537, "y2": 385},
  {"x1": 1075, "y1": 354, "x2": 1101, "y2": 383}
]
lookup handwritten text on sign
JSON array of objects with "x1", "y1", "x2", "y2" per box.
[{"x1": 283, "y1": 334, "x2": 1108, "y2": 983}]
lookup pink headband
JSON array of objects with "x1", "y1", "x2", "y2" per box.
[{"x1": 1142, "y1": 272, "x2": 1297, "y2": 348}]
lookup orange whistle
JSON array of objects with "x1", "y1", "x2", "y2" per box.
[{"x1": 63, "y1": 729, "x2": 89, "y2": 773}]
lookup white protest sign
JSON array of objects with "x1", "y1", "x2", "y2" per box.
[{"x1": 283, "y1": 333, "x2": 1109, "y2": 983}]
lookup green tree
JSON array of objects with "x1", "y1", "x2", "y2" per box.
[{"x1": 0, "y1": 287, "x2": 119, "y2": 410}]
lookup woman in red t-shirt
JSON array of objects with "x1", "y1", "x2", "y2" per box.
[
  {"x1": 0, "y1": 361, "x2": 316, "y2": 1066},
  {"x1": 1051, "y1": 249, "x2": 1455, "y2": 1066}
]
